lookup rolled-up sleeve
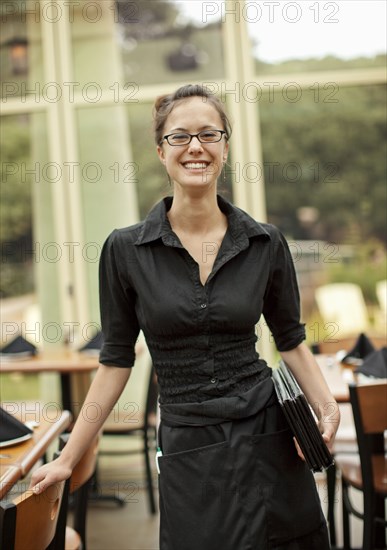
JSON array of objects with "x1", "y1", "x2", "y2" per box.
[
  {"x1": 262, "y1": 227, "x2": 306, "y2": 351},
  {"x1": 99, "y1": 230, "x2": 140, "y2": 368}
]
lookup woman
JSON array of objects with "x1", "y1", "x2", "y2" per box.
[{"x1": 31, "y1": 84, "x2": 339, "y2": 549}]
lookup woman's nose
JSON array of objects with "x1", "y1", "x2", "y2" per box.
[{"x1": 188, "y1": 136, "x2": 203, "y2": 152}]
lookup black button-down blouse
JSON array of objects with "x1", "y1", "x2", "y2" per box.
[{"x1": 99, "y1": 194, "x2": 305, "y2": 405}]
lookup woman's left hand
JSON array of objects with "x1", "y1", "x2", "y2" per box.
[
  {"x1": 318, "y1": 402, "x2": 340, "y2": 452},
  {"x1": 280, "y1": 343, "x2": 341, "y2": 461},
  {"x1": 293, "y1": 400, "x2": 340, "y2": 461}
]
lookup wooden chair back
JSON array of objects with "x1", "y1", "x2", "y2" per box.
[
  {"x1": 340, "y1": 382, "x2": 387, "y2": 549},
  {"x1": 53, "y1": 433, "x2": 100, "y2": 550},
  {"x1": 353, "y1": 383, "x2": 387, "y2": 434},
  {"x1": 0, "y1": 481, "x2": 66, "y2": 550}
]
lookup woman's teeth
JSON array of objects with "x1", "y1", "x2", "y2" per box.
[{"x1": 184, "y1": 162, "x2": 208, "y2": 169}]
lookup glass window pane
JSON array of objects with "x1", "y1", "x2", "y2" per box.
[
  {"x1": 0, "y1": 112, "x2": 47, "y2": 298},
  {"x1": 259, "y1": 84, "x2": 385, "y2": 247},
  {"x1": 259, "y1": 83, "x2": 386, "y2": 321},
  {"x1": 127, "y1": 102, "x2": 169, "y2": 218},
  {"x1": 247, "y1": 0, "x2": 386, "y2": 72},
  {"x1": 0, "y1": 6, "x2": 43, "y2": 100},
  {"x1": 69, "y1": 2, "x2": 224, "y2": 88},
  {"x1": 116, "y1": 0, "x2": 225, "y2": 86}
]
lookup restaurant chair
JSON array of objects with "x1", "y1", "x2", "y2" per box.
[
  {"x1": 312, "y1": 339, "x2": 386, "y2": 546},
  {"x1": 335, "y1": 382, "x2": 387, "y2": 550},
  {"x1": 315, "y1": 283, "x2": 370, "y2": 337},
  {"x1": 0, "y1": 480, "x2": 67, "y2": 550},
  {"x1": 54, "y1": 433, "x2": 100, "y2": 550},
  {"x1": 376, "y1": 280, "x2": 386, "y2": 317},
  {"x1": 375, "y1": 280, "x2": 387, "y2": 333},
  {"x1": 100, "y1": 362, "x2": 158, "y2": 514}
]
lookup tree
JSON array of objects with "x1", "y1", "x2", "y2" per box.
[{"x1": 0, "y1": 118, "x2": 32, "y2": 242}]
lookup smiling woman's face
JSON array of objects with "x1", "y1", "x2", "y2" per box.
[{"x1": 157, "y1": 96, "x2": 229, "y2": 192}]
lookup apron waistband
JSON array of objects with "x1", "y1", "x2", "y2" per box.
[{"x1": 160, "y1": 376, "x2": 276, "y2": 427}]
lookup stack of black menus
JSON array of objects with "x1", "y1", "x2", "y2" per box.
[{"x1": 272, "y1": 361, "x2": 334, "y2": 472}]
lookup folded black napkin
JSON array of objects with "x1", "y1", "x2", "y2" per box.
[
  {"x1": 0, "y1": 335, "x2": 37, "y2": 357},
  {"x1": 0, "y1": 407, "x2": 33, "y2": 447},
  {"x1": 342, "y1": 333, "x2": 375, "y2": 364},
  {"x1": 78, "y1": 331, "x2": 104, "y2": 352},
  {"x1": 355, "y1": 347, "x2": 387, "y2": 379}
]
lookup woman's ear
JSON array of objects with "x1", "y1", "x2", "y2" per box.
[
  {"x1": 157, "y1": 145, "x2": 166, "y2": 165},
  {"x1": 223, "y1": 141, "x2": 229, "y2": 163}
]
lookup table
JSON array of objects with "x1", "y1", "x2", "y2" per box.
[
  {"x1": 0, "y1": 350, "x2": 99, "y2": 415},
  {"x1": 315, "y1": 354, "x2": 351, "y2": 403},
  {"x1": 0, "y1": 409, "x2": 71, "y2": 499}
]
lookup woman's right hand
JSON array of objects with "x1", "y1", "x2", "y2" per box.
[{"x1": 29, "y1": 457, "x2": 72, "y2": 495}]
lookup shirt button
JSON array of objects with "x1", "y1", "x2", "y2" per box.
[
  {"x1": 210, "y1": 378, "x2": 217, "y2": 384},
  {"x1": 200, "y1": 303, "x2": 207, "y2": 309}
]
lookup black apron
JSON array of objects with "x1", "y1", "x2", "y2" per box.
[{"x1": 157, "y1": 377, "x2": 330, "y2": 550}]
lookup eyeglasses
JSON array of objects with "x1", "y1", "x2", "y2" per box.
[{"x1": 161, "y1": 129, "x2": 227, "y2": 146}]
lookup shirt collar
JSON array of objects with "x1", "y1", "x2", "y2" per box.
[{"x1": 134, "y1": 194, "x2": 270, "y2": 246}]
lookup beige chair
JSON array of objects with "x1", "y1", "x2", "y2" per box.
[
  {"x1": 375, "y1": 280, "x2": 387, "y2": 332},
  {"x1": 315, "y1": 283, "x2": 370, "y2": 337},
  {"x1": 376, "y1": 280, "x2": 387, "y2": 316},
  {"x1": 0, "y1": 481, "x2": 67, "y2": 550}
]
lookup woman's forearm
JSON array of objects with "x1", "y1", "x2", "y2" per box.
[
  {"x1": 30, "y1": 364, "x2": 131, "y2": 494},
  {"x1": 58, "y1": 364, "x2": 131, "y2": 469}
]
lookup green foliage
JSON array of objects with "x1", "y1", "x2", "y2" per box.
[
  {"x1": 0, "y1": 262, "x2": 35, "y2": 298},
  {"x1": 120, "y1": 26, "x2": 224, "y2": 86},
  {"x1": 260, "y1": 82, "x2": 386, "y2": 244},
  {"x1": 0, "y1": 373, "x2": 40, "y2": 401},
  {"x1": 0, "y1": 116, "x2": 32, "y2": 242},
  {"x1": 325, "y1": 241, "x2": 387, "y2": 304},
  {"x1": 255, "y1": 54, "x2": 387, "y2": 74},
  {"x1": 127, "y1": 103, "x2": 170, "y2": 218}
]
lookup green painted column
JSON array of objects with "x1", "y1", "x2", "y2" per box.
[{"x1": 32, "y1": 1, "x2": 139, "y2": 349}]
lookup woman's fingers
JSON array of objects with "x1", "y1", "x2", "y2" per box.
[
  {"x1": 293, "y1": 437, "x2": 306, "y2": 461},
  {"x1": 293, "y1": 419, "x2": 336, "y2": 461},
  {"x1": 319, "y1": 417, "x2": 339, "y2": 453},
  {"x1": 29, "y1": 460, "x2": 72, "y2": 494}
]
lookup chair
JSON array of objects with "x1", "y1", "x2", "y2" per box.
[
  {"x1": 315, "y1": 283, "x2": 370, "y2": 337},
  {"x1": 375, "y1": 280, "x2": 387, "y2": 332},
  {"x1": 0, "y1": 481, "x2": 67, "y2": 550},
  {"x1": 335, "y1": 383, "x2": 387, "y2": 550},
  {"x1": 100, "y1": 362, "x2": 158, "y2": 514},
  {"x1": 376, "y1": 280, "x2": 386, "y2": 316},
  {"x1": 54, "y1": 432, "x2": 100, "y2": 550}
]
